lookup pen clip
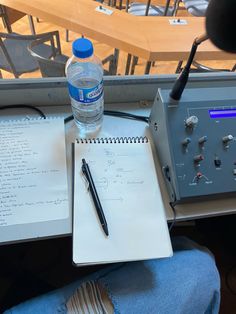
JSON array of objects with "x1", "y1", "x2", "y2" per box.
[{"x1": 81, "y1": 165, "x2": 90, "y2": 191}]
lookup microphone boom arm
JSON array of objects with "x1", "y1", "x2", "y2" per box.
[{"x1": 170, "y1": 34, "x2": 208, "y2": 101}]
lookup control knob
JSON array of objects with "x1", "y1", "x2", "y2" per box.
[
  {"x1": 185, "y1": 116, "x2": 198, "y2": 128},
  {"x1": 222, "y1": 134, "x2": 233, "y2": 143},
  {"x1": 194, "y1": 154, "x2": 204, "y2": 163}
]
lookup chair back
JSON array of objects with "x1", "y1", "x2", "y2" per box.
[
  {"x1": 33, "y1": 55, "x2": 67, "y2": 77},
  {"x1": 0, "y1": 31, "x2": 62, "y2": 77},
  {"x1": 182, "y1": 0, "x2": 209, "y2": 16},
  {"x1": 128, "y1": 0, "x2": 179, "y2": 16},
  {"x1": 28, "y1": 35, "x2": 69, "y2": 77}
]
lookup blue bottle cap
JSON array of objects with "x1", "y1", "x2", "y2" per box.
[{"x1": 72, "y1": 38, "x2": 94, "y2": 58}]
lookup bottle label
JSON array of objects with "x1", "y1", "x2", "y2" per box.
[{"x1": 68, "y1": 80, "x2": 103, "y2": 103}]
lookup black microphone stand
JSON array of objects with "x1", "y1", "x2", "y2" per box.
[{"x1": 170, "y1": 34, "x2": 208, "y2": 101}]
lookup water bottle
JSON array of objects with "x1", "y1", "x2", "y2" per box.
[{"x1": 66, "y1": 38, "x2": 104, "y2": 133}]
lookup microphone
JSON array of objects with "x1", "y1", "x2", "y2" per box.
[
  {"x1": 205, "y1": 0, "x2": 236, "y2": 53},
  {"x1": 170, "y1": 34, "x2": 208, "y2": 101}
]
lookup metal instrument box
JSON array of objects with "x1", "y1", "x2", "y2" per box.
[{"x1": 149, "y1": 86, "x2": 236, "y2": 202}]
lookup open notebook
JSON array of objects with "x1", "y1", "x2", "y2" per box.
[
  {"x1": 72, "y1": 137, "x2": 172, "y2": 265},
  {"x1": 0, "y1": 118, "x2": 68, "y2": 228}
]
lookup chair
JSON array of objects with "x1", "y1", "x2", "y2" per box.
[
  {"x1": 28, "y1": 35, "x2": 69, "y2": 77},
  {"x1": 0, "y1": 31, "x2": 62, "y2": 78},
  {"x1": 128, "y1": 0, "x2": 178, "y2": 16},
  {"x1": 181, "y1": 0, "x2": 209, "y2": 16}
]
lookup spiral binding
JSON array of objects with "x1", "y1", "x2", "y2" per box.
[{"x1": 76, "y1": 136, "x2": 149, "y2": 144}]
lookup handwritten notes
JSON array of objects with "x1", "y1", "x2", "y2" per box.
[
  {"x1": 73, "y1": 138, "x2": 172, "y2": 265},
  {"x1": 85, "y1": 145, "x2": 150, "y2": 204},
  {"x1": 0, "y1": 118, "x2": 69, "y2": 226}
]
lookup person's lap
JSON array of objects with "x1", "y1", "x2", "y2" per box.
[{"x1": 4, "y1": 236, "x2": 221, "y2": 314}]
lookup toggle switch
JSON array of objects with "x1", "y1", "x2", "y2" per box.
[
  {"x1": 182, "y1": 137, "x2": 191, "y2": 146},
  {"x1": 214, "y1": 157, "x2": 221, "y2": 167},
  {"x1": 194, "y1": 154, "x2": 204, "y2": 163},
  {"x1": 185, "y1": 116, "x2": 198, "y2": 128},
  {"x1": 198, "y1": 136, "x2": 207, "y2": 145}
]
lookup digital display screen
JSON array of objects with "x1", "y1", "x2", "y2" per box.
[{"x1": 209, "y1": 108, "x2": 236, "y2": 119}]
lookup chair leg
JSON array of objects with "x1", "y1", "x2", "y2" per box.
[
  {"x1": 1, "y1": 15, "x2": 12, "y2": 32},
  {"x1": 0, "y1": 5, "x2": 12, "y2": 32},
  {"x1": 144, "y1": 61, "x2": 152, "y2": 74},
  {"x1": 66, "y1": 29, "x2": 69, "y2": 42},
  {"x1": 130, "y1": 56, "x2": 138, "y2": 75},
  {"x1": 108, "y1": 48, "x2": 119, "y2": 75},
  {"x1": 109, "y1": 0, "x2": 116, "y2": 7},
  {"x1": 175, "y1": 60, "x2": 183, "y2": 73},
  {"x1": 28, "y1": 15, "x2": 36, "y2": 35},
  {"x1": 125, "y1": 53, "x2": 132, "y2": 75},
  {"x1": 145, "y1": 0, "x2": 151, "y2": 16},
  {"x1": 125, "y1": 0, "x2": 129, "y2": 12},
  {"x1": 4, "y1": 19, "x2": 12, "y2": 33},
  {"x1": 173, "y1": 0, "x2": 181, "y2": 16},
  {"x1": 163, "y1": 0, "x2": 171, "y2": 16}
]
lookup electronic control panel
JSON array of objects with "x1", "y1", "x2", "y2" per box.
[{"x1": 149, "y1": 86, "x2": 236, "y2": 203}]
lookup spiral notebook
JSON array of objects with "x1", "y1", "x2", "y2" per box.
[{"x1": 72, "y1": 137, "x2": 172, "y2": 265}]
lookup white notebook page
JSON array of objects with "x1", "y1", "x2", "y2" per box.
[
  {"x1": 0, "y1": 118, "x2": 69, "y2": 226},
  {"x1": 73, "y1": 138, "x2": 172, "y2": 265}
]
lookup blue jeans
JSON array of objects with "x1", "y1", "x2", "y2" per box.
[{"x1": 4, "y1": 236, "x2": 220, "y2": 314}]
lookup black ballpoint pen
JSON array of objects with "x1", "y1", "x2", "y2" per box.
[{"x1": 81, "y1": 158, "x2": 109, "y2": 237}]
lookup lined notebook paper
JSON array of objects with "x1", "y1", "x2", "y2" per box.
[
  {"x1": 73, "y1": 137, "x2": 172, "y2": 265},
  {"x1": 0, "y1": 118, "x2": 69, "y2": 226}
]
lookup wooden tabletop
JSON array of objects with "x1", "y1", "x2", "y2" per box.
[{"x1": 1, "y1": 0, "x2": 235, "y2": 61}]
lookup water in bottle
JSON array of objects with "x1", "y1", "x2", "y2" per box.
[{"x1": 66, "y1": 38, "x2": 104, "y2": 133}]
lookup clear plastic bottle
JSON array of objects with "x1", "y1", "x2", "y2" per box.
[{"x1": 65, "y1": 38, "x2": 104, "y2": 133}]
